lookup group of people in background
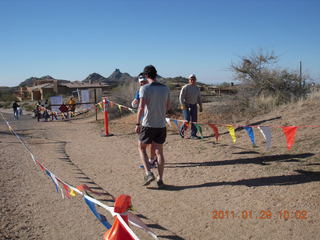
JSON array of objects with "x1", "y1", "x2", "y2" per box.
[
  {"x1": 34, "y1": 97, "x2": 77, "y2": 122},
  {"x1": 12, "y1": 97, "x2": 77, "y2": 122},
  {"x1": 133, "y1": 65, "x2": 202, "y2": 189}
]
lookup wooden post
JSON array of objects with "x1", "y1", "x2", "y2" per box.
[{"x1": 94, "y1": 88, "x2": 97, "y2": 121}]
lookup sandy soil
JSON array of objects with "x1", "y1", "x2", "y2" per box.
[{"x1": 1, "y1": 100, "x2": 319, "y2": 240}]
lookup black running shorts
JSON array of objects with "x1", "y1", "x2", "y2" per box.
[{"x1": 139, "y1": 127, "x2": 167, "y2": 144}]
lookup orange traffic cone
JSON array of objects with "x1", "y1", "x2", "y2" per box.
[{"x1": 103, "y1": 195, "x2": 134, "y2": 240}]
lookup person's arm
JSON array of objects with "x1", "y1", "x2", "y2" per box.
[
  {"x1": 135, "y1": 97, "x2": 145, "y2": 133},
  {"x1": 197, "y1": 88, "x2": 203, "y2": 112},
  {"x1": 131, "y1": 90, "x2": 139, "y2": 108},
  {"x1": 179, "y1": 86, "x2": 187, "y2": 110}
]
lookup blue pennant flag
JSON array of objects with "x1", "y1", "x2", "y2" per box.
[
  {"x1": 84, "y1": 197, "x2": 112, "y2": 229},
  {"x1": 45, "y1": 170, "x2": 59, "y2": 192},
  {"x1": 173, "y1": 119, "x2": 179, "y2": 129},
  {"x1": 244, "y1": 127, "x2": 255, "y2": 145}
]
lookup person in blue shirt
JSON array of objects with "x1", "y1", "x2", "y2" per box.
[{"x1": 132, "y1": 73, "x2": 148, "y2": 108}]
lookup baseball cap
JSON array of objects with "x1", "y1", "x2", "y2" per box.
[{"x1": 188, "y1": 74, "x2": 196, "y2": 79}]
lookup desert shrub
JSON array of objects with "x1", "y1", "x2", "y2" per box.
[
  {"x1": 0, "y1": 94, "x2": 16, "y2": 103},
  {"x1": 111, "y1": 80, "x2": 137, "y2": 106},
  {"x1": 231, "y1": 50, "x2": 308, "y2": 105},
  {"x1": 167, "y1": 91, "x2": 181, "y2": 114}
]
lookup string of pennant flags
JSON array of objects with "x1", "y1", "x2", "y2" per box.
[
  {"x1": 95, "y1": 98, "x2": 320, "y2": 151},
  {"x1": 0, "y1": 111, "x2": 158, "y2": 240},
  {"x1": 2, "y1": 97, "x2": 319, "y2": 238}
]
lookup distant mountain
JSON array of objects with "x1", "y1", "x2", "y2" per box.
[
  {"x1": 19, "y1": 75, "x2": 69, "y2": 87},
  {"x1": 82, "y1": 69, "x2": 135, "y2": 84},
  {"x1": 106, "y1": 69, "x2": 134, "y2": 83},
  {"x1": 83, "y1": 73, "x2": 108, "y2": 83},
  {"x1": 18, "y1": 69, "x2": 205, "y2": 89}
]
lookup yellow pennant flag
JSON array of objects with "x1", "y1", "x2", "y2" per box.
[
  {"x1": 70, "y1": 189, "x2": 77, "y2": 197},
  {"x1": 227, "y1": 125, "x2": 236, "y2": 143},
  {"x1": 118, "y1": 105, "x2": 122, "y2": 113}
]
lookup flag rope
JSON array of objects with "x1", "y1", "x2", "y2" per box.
[{"x1": 0, "y1": 111, "x2": 160, "y2": 240}]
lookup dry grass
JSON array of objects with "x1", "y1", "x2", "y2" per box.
[{"x1": 204, "y1": 86, "x2": 318, "y2": 124}]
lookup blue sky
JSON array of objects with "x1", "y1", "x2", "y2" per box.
[{"x1": 0, "y1": 0, "x2": 319, "y2": 86}]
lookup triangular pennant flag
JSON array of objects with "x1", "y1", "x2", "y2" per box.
[
  {"x1": 97, "y1": 102, "x2": 103, "y2": 111},
  {"x1": 50, "y1": 172, "x2": 64, "y2": 198},
  {"x1": 118, "y1": 105, "x2": 122, "y2": 113},
  {"x1": 84, "y1": 196, "x2": 112, "y2": 229},
  {"x1": 45, "y1": 170, "x2": 60, "y2": 193},
  {"x1": 30, "y1": 153, "x2": 37, "y2": 165},
  {"x1": 208, "y1": 124, "x2": 219, "y2": 141},
  {"x1": 258, "y1": 126, "x2": 272, "y2": 150},
  {"x1": 227, "y1": 125, "x2": 236, "y2": 143},
  {"x1": 61, "y1": 183, "x2": 71, "y2": 198},
  {"x1": 194, "y1": 124, "x2": 203, "y2": 138},
  {"x1": 165, "y1": 118, "x2": 171, "y2": 127},
  {"x1": 8, "y1": 125, "x2": 13, "y2": 132},
  {"x1": 109, "y1": 101, "x2": 114, "y2": 108},
  {"x1": 173, "y1": 119, "x2": 179, "y2": 129},
  {"x1": 244, "y1": 126, "x2": 255, "y2": 145},
  {"x1": 281, "y1": 126, "x2": 298, "y2": 150},
  {"x1": 36, "y1": 160, "x2": 46, "y2": 172},
  {"x1": 58, "y1": 180, "x2": 77, "y2": 198}
]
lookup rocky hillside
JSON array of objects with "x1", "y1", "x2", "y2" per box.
[
  {"x1": 19, "y1": 75, "x2": 70, "y2": 87},
  {"x1": 82, "y1": 69, "x2": 134, "y2": 84},
  {"x1": 18, "y1": 69, "x2": 209, "y2": 88},
  {"x1": 82, "y1": 73, "x2": 108, "y2": 83}
]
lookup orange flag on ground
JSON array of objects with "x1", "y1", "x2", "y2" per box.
[
  {"x1": 281, "y1": 126, "x2": 298, "y2": 150},
  {"x1": 208, "y1": 124, "x2": 219, "y2": 141}
]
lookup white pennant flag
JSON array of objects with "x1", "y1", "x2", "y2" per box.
[
  {"x1": 50, "y1": 172, "x2": 64, "y2": 199},
  {"x1": 165, "y1": 118, "x2": 171, "y2": 127},
  {"x1": 258, "y1": 126, "x2": 272, "y2": 150}
]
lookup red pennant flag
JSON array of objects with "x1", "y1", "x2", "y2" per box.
[
  {"x1": 36, "y1": 160, "x2": 46, "y2": 172},
  {"x1": 62, "y1": 183, "x2": 71, "y2": 198},
  {"x1": 208, "y1": 124, "x2": 219, "y2": 141},
  {"x1": 281, "y1": 126, "x2": 298, "y2": 150}
]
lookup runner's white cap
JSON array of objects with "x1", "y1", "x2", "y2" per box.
[
  {"x1": 138, "y1": 75, "x2": 147, "y2": 82},
  {"x1": 188, "y1": 74, "x2": 196, "y2": 79}
]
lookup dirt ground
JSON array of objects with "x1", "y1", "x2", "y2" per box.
[{"x1": 1, "y1": 99, "x2": 320, "y2": 240}]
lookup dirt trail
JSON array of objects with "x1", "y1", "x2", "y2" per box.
[{"x1": 1, "y1": 103, "x2": 320, "y2": 240}]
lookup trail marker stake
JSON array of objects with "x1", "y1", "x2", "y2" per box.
[{"x1": 101, "y1": 97, "x2": 113, "y2": 137}]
